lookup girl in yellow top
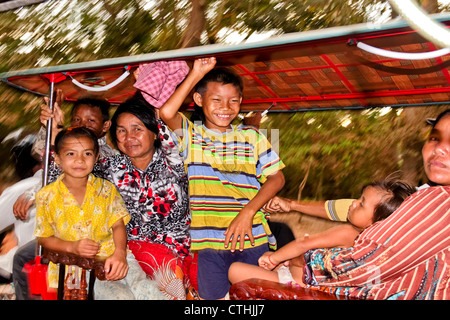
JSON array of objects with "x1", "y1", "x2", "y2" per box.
[{"x1": 34, "y1": 127, "x2": 166, "y2": 299}]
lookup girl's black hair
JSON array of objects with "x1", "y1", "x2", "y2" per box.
[
  {"x1": 190, "y1": 67, "x2": 244, "y2": 122},
  {"x1": 362, "y1": 177, "x2": 416, "y2": 223},
  {"x1": 54, "y1": 126, "x2": 99, "y2": 156},
  {"x1": 110, "y1": 92, "x2": 161, "y2": 149}
]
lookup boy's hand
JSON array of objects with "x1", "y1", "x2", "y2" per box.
[
  {"x1": 263, "y1": 196, "x2": 292, "y2": 213},
  {"x1": 224, "y1": 208, "x2": 255, "y2": 252},
  {"x1": 40, "y1": 89, "x2": 65, "y2": 129},
  {"x1": 104, "y1": 249, "x2": 128, "y2": 281},
  {"x1": 192, "y1": 57, "x2": 216, "y2": 78},
  {"x1": 72, "y1": 239, "x2": 100, "y2": 258}
]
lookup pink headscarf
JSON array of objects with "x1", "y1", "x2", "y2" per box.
[{"x1": 133, "y1": 60, "x2": 189, "y2": 108}]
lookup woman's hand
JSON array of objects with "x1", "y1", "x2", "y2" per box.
[{"x1": 13, "y1": 193, "x2": 34, "y2": 220}]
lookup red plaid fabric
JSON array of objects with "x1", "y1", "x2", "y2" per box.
[{"x1": 134, "y1": 60, "x2": 189, "y2": 108}]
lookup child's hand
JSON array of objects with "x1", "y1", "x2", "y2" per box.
[
  {"x1": 224, "y1": 208, "x2": 255, "y2": 252},
  {"x1": 258, "y1": 252, "x2": 278, "y2": 271},
  {"x1": 40, "y1": 89, "x2": 65, "y2": 129},
  {"x1": 192, "y1": 57, "x2": 216, "y2": 77},
  {"x1": 0, "y1": 231, "x2": 18, "y2": 255},
  {"x1": 104, "y1": 250, "x2": 128, "y2": 281},
  {"x1": 72, "y1": 239, "x2": 100, "y2": 258},
  {"x1": 263, "y1": 196, "x2": 292, "y2": 213},
  {"x1": 258, "y1": 252, "x2": 278, "y2": 270}
]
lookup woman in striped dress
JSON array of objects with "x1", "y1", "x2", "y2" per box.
[{"x1": 302, "y1": 109, "x2": 450, "y2": 300}]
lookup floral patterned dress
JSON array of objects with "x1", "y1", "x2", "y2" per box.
[{"x1": 94, "y1": 121, "x2": 195, "y2": 299}]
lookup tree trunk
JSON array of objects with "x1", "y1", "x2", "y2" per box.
[
  {"x1": 421, "y1": 0, "x2": 439, "y2": 13},
  {"x1": 178, "y1": 0, "x2": 207, "y2": 48}
]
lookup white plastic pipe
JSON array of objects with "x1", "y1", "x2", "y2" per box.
[
  {"x1": 357, "y1": 41, "x2": 450, "y2": 60},
  {"x1": 388, "y1": 0, "x2": 450, "y2": 48},
  {"x1": 71, "y1": 69, "x2": 130, "y2": 92}
]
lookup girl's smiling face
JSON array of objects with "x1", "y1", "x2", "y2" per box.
[
  {"x1": 55, "y1": 136, "x2": 98, "y2": 179},
  {"x1": 194, "y1": 82, "x2": 242, "y2": 133}
]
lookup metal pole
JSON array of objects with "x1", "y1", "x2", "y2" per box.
[
  {"x1": 42, "y1": 81, "x2": 55, "y2": 188},
  {"x1": 37, "y1": 80, "x2": 55, "y2": 257}
]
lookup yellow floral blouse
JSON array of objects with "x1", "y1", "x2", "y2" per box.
[{"x1": 34, "y1": 174, "x2": 130, "y2": 287}]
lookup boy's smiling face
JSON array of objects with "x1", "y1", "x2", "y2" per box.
[{"x1": 194, "y1": 81, "x2": 242, "y2": 133}]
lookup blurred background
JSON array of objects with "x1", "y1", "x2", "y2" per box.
[{"x1": 0, "y1": 0, "x2": 448, "y2": 201}]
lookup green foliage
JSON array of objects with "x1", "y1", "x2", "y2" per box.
[{"x1": 260, "y1": 106, "x2": 446, "y2": 200}]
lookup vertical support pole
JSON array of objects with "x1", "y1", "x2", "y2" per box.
[
  {"x1": 88, "y1": 269, "x2": 96, "y2": 300},
  {"x1": 42, "y1": 80, "x2": 55, "y2": 188},
  {"x1": 58, "y1": 263, "x2": 65, "y2": 300},
  {"x1": 37, "y1": 76, "x2": 55, "y2": 258}
]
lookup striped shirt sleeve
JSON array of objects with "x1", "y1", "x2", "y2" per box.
[{"x1": 324, "y1": 199, "x2": 354, "y2": 222}]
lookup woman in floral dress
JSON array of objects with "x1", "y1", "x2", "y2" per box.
[{"x1": 95, "y1": 93, "x2": 194, "y2": 300}]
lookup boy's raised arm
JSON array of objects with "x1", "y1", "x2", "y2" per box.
[{"x1": 159, "y1": 57, "x2": 216, "y2": 132}]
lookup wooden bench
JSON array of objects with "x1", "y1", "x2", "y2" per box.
[
  {"x1": 229, "y1": 278, "x2": 348, "y2": 300},
  {"x1": 43, "y1": 250, "x2": 106, "y2": 300}
]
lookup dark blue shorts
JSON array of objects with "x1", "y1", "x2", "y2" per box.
[{"x1": 197, "y1": 244, "x2": 269, "y2": 299}]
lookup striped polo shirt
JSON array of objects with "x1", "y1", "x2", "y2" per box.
[{"x1": 172, "y1": 113, "x2": 285, "y2": 251}]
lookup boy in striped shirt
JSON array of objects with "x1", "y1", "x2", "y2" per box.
[{"x1": 160, "y1": 58, "x2": 285, "y2": 299}]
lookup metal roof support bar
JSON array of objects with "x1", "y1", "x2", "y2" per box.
[
  {"x1": 356, "y1": 41, "x2": 450, "y2": 60},
  {"x1": 67, "y1": 66, "x2": 130, "y2": 92}
]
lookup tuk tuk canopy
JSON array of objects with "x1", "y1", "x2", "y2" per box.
[{"x1": 1, "y1": 13, "x2": 450, "y2": 114}]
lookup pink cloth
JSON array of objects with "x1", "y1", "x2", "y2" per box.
[{"x1": 134, "y1": 60, "x2": 189, "y2": 108}]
